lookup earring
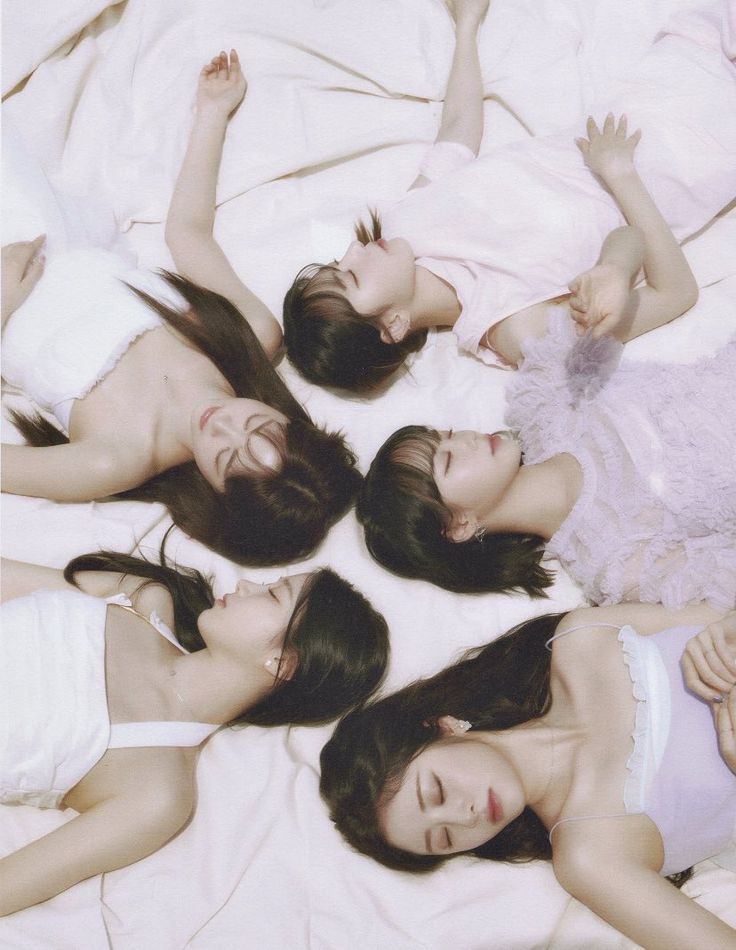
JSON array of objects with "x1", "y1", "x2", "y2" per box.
[
  {"x1": 457, "y1": 720, "x2": 472, "y2": 733},
  {"x1": 474, "y1": 526, "x2": 487, "y2": 542},
  {"x1": 265, "y1": 658, "x2": 274, "y2": 669}
]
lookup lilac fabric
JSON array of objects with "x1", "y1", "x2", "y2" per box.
[
  {"x1": 639, "y1": 623, "x2": 736, "y2": 875},
  {"x1": 506, "y1": 309, "x2": 736, "y2": 608}
]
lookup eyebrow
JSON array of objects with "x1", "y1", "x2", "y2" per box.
[{"x1": 415, "y1": 775, "x2": 434, "y2": 854}]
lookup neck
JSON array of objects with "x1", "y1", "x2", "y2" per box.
[
  {"x1": 407, "y1": 265, "x2": 462, "y2": 330},
  {"x1": 481, "y1": 716, "x2": 583, "y2": 819},
  {"x1": 169, "y1": 648, "x2": 272, "y2": 724},
  {"x1": 152, "y1": 330, "x2": 234, "y2": 457},
  {"x1": 480, "y1": 454, "x2": 582, "y2": 540}
]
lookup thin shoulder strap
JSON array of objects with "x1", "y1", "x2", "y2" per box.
[
  {"x1": 106, "y1": 594, "x2": 187, "y2": 653},
  {"x1": 109, "y1": 721, "x2": 218, "y2": 749},
  {"x1": 545, "y1": 622, "x2": 621, "y2": 651},
  {"x1": 549, "y1": 811, "x2": 630, "y2": 842}
]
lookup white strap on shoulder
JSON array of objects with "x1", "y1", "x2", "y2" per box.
[
  {"x1": 545, "y1": 622, "x2": 622, "y2": 651},
  {"x1": 109, "y1": 720, "x2": 218, "y2": 749}
]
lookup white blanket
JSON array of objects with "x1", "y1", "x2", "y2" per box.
[{"x1": 2, "y1": 1, "x2": 735, "y2": 947}]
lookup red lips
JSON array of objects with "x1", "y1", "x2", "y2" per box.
[
  {"x1": 200, "y1": 406, "x2": 217, "y2": 431},
  {"x1": 488, "y1": 789, "x2": 503, "y2": 823}
]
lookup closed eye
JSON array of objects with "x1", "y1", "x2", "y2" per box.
[
  {"x1": 349, "y1": 270, "x2": 359, "y2": 289},
  {"x1": 268, "y1": 586, "x2": 279, "y2": 603},
  {"x1": 442, "y1": 431, "x2": 455, "y2": 476},
  {"x1": 434, "y1": 774, "x2": 444, "y2": 805},
  {"x1": 444, "y1": 827, "x2": 452, "y2": 849}
]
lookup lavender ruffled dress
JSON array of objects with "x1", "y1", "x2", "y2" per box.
[{"x1": 506, "y1": 310, "x2": 736, "y2": 609}]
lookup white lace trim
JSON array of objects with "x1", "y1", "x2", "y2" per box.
[{"x1": 618, "y1": 625, "x2": 671, "y2": 814}]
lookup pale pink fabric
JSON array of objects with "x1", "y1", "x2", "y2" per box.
[
  {"x1": 506, "y1": 309, "x2": 736, "y2": 609},
  {"x1": 383, "y1": 14, "x2": 736, "y2": 367}
]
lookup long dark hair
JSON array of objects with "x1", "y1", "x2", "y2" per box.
[
  {"x1": 65, "y1": 546, "x2": 389, "y2": 726},
  {"x1": 320, "y1": 612, "x2": 693, "y2": 886},
  {"x1": 357, "y1": 426, "x2": 553, "y2": 596},
  {"x1": 320, "y1": 613, "x2": 561, "y2": 871},
  {"x1": 283, "y1": 212, "x2": 427, "y2": 392},
  {"x1": 10, "y1": 274, "x2": 362, "y2": 565}
]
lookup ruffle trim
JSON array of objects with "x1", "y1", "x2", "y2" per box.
[{"x1": 617, "y1": 625, "x2": 650, "y2": 814}]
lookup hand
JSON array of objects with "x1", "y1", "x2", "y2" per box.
[
  {"x1": 196, "y1": 49, "x2": 247, "y2": 117},
  {"x1": 1, "y1": 235, "x2": 46, "y2": 325},
  {"x1": 681, "y1": 612, "x2": 736, "y2": 703},
  {"x1": 444, "y1": 0, "x2": 490, "y2": 30},
  {"x1": 715, "y1": 686, "x2": 736, "y2": 773},
  {"x1": 567, "y1": 262, "x2": 631, "y2": 338},
  {"x1": 576, "y1": 114, "x2": 641, "y2": 182}
]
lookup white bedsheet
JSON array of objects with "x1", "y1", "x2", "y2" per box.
[{"x1": 2, "y1": 1, "x2": 735, "y2": 947}]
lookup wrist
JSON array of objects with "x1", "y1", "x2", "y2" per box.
[{"x1": 193, "y1": 102, "x2": 231, "y2": 127}]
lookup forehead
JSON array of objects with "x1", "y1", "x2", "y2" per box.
[
  {"x1": 390, "y1": 430, "x2": 440, "y2": 476},
  {"x1": 380, "y1": 756, "x2": 426, "y2": 853}
]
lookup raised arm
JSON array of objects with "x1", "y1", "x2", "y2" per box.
[
  {"x1": 410, "y1": 1, "x2": 489, "y2": 189},
  {"x1": 1, "y1": 558, "x2": 174, "y2": 626},
  {"x1": 165, "y1": 50, "x2": 282, "y2": 359},
  {"x1": 488, "y1": 223, "x2": 644, "y2": 366},
  {"x1": 574, "y1": 114, "x2": 699, "y2": 339},
  {"x1": 488, "y1": 114, "x2": 699, "y2": 364}
]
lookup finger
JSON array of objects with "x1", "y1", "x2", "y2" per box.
[
  {"x1": 575, "y1": 138, "x2": 590, "y2": 158},
  {"x1": 230, "y1": 48, "x2": 240, "y2": 70},
  {"x1": 681, "y1": 652, "x2": 722, "y2": 703},
  {"x1": 586, "y1": 116, "x2": 599, "y2": 139},
  {"x1": 716, "y1": 692, "x2": 736, "y2": 767},
  {"x1": 628, "y1": 129, "x2": 642, "y2": 148},
  {"x1": 592, "y1": 313, "x2": 619, "y2": 339},
  {"x1": 29, "y1": 234, "x2": 46, "y2": 253},
  {"x1": 603, "y1": 113, "x2": 614, "y2": 135},
  {"x1": 617, "y1": 115, "x2": 627, "y2": 138},
  {"x1": 709, "y1": 621, "x2": 736, "y2": 675},
  {"x1": 20, "y1": 254, "x2": 45, "y2": 290},
  {"x1": 685, "y1": 639, "x2": 735, "y2": 693}
]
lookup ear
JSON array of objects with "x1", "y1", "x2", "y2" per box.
[
  {"x1": 446, "y1": 512, "x2": 476, "y2": 544},
  {"x1": 264, "y1": 649, "x2": 298, "y2": 682},
  {"x1": 379, "y1": 311, "x2": 410, "y2": 344},
  {"x1": 437, "y1": 715, "x2": 472, "y2": 737}
]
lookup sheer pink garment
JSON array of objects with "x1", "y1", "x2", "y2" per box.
[{"x1": 506, "y1": 309, "x2": 736, "y2": 608}]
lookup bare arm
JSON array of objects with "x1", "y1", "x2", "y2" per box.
[
  {"x1": 165, "y1": 50, "x2": 281, "y2": 358},
  {"x1": 488, "y1": 224, "x2": 644, "y2": 366},
  {"x1": 1, "y1": 440, "x2": 152, "y2": 502},
  {"x1": 487, "y1": 115, "x2": 698, "y2": 364},
  {"x1": 0, "y1": 770, "x2": 193, "y2": 916},
  {"x1": 556, "y1": 831, "x2": 736, "y2": 950},
  {"x1": 0, "y1": 559, "x2": 175, "y2": 629},
  {"x1": 574, "y1": 114, "x2": 699, "y2": 339},
  {"x1": 410, "y1": 1, "x2": 489, "y2": 189}
]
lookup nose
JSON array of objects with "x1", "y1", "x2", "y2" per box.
[
  {"x1": 211, "y1": 410, "x2": 241, "y2": 439},
  {"x1": 448, "y1": 799, "x2": 478, "y2": 828},
  {"x1": 236, "y1": 578, "x2": 262, "y2": 595},
  {"x1": 337, "y1": 241, "x2": 362, "y2": 270}
]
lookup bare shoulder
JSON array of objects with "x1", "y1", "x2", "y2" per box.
[
  {"x1": 118, "y1": 747, "x2": 197, "y2": 829},
  {"x1": 484, "y1": 301, "x2": 555, "y2": 367},
  {"x1": 129, "y1": 581, "x2": 176, "y2": 629},
  {"x1": 552, "y1": 814, "x2": 662, "y2": 897},
  {"x1": 557, "y1": 602, "x2": 718, "y2": 640}
]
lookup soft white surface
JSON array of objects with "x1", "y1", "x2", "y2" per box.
[{"x1": 2, "y1": 1, "x2": 735, "y2": 947}]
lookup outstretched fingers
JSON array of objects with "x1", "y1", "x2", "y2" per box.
[{"x1": 716, "y1": 687, "x2": 736, "y2": 773}]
